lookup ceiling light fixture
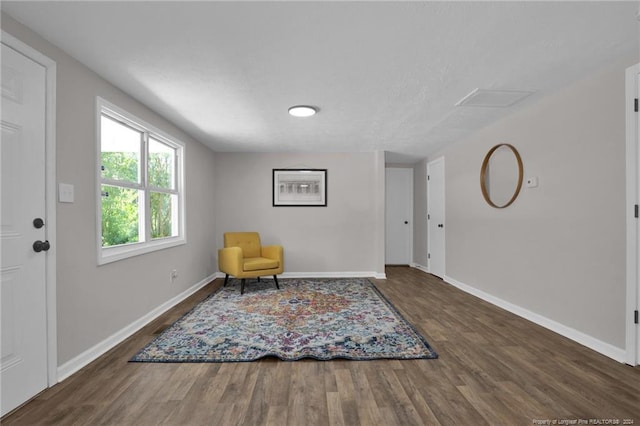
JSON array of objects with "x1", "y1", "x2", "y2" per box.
[{"x1": 288, "y1": 105, "x2": 318, "y2": 117}]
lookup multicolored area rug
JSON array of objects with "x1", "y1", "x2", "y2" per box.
[{"x1": 130, "y1": 278, "x2": 438, "y2": 362}]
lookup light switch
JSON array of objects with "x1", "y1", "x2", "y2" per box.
[{"x1": 59, "y1": 183, "x2": 74, "y2": 203}]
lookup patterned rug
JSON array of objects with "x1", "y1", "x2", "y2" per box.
[{"x1": 130, "y1": 278, "x2": 438, "y2": 362}]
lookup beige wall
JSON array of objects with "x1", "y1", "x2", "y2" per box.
[
  {"x1": 2, "y1": 14, "x2": 218, "y2": 365},
  {"x1": 214, "y1": 152, "x2": 385, "y2": 276},
  {"x1": 419, "y1": 56, "x2": 637, "y2": 349}
]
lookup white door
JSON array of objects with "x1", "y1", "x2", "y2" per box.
[
  {"x1": 636, "y1": 72, "x2": 640, "y2": 363},
  {"x1": 625, "y1": 64, "x2": 639, "y2": 366},
  {"x1": 1, "y1": 43, "x2": 49, "y2": 416},
  {"x1": 385, "y1": 168, "x2": 413, "y2": 265},
  {"x1": 427, "y1": 158, "x2": 445, "y2": 278}
]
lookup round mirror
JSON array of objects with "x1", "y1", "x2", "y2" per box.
[{"x1": 480, "y1": 144, "x2": 523, "y2": 208}]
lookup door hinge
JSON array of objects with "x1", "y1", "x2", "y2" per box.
[
  {"x1": 427, "y1": 253, "x2": 431, "y2": 259},
  {"x1": 428, "y1": 214, "x2": 430, "y2": 220},
  {"x1": 427, "y1": 175, "x2": 430, "y2": 181},
  {"x1": 635, "y1": 204, "x2": 638, "y2": 218},
  {"x1": 635, "y1": 310, "x2": 639, "y2": 324},
  {"x1": 635, "y1": 98, "x2": 639, "y2": 112}
]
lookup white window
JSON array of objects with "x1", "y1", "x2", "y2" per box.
[{"x1": 97, "y1": 97, "x2": 185, "y2": 265}]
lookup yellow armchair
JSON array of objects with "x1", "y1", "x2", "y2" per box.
[{"x1": 218, "y1": 232, "x2": 283, "y2": 294}]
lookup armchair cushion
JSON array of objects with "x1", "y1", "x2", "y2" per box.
[{"x1": 243, "y1": 257, "x2": 279, "y2": 271}]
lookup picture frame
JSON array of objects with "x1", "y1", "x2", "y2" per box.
[{"x1": 272, "y1": 169, "x2": 327, "y2": 207}]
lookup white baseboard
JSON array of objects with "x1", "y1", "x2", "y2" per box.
[
  {"x1": 444, "y1": 275, "x2": 626, "y2": 363},
  {"x1": 280, "y1": 271, "x2": 386, "y2": 280},
  {"x1": 57, "y1": 273, "x2": 217, "y2": 382},
  {"x1": 218, "y1": 271, "x2": 388, "y2": 281},
  {"x1": 411, "y1": 263, "x2": 429, "y2": 274}
]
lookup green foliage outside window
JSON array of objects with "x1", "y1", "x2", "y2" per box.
[
  {"x1": 149, "y1": 149, "x2": 174, "y2": 239},
  {"x1": 101, "y1": 151, "x2": 139, "y2": 182},
  {"x1": 151, "y1": 192, "x2": 172, "y2": 239},
  {"x1": 149, "y1": 148, "x2": 173, "y2": 189},
  {"x1": 101, "y1": 184, "x2": 139, "y2": 247},
  {"x1": 101, "y1": 149, "x2": 175, "y2": 247}
]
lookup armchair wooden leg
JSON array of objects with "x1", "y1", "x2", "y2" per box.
[
  {"x1": 257, "y1": 276, "x2": 261, "y2": 282},
  {"x1": 223, "y1": 274, "x2": 229, "y2": 287},
  {"x1": 273, "y1": 275, "x2": 279, "y2": 290},
  {"x1": 241, "y1": 279, "x2": 246, "y2": 295}
]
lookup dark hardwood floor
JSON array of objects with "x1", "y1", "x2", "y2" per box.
[{"x1": 4, "y1": 266, "x2": 640, "y2": 425}]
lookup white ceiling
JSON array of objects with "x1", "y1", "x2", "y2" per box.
[{"x1": 3, "y1": 1, "x2": 639, "y2": 163}]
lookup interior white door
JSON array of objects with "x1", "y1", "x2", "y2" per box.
[
  {"x1": 385, "y1": 168, "x2": 413, "y2": 265},
  {"x1": 427, "y1": 157, "x2": 445, "y2": 278},
  {"x1": 636, "y1": 72, "x2": 640, "y2": 362},
  {"x1": 1, "y1": 43, "x2": 49, "y2": 416}
]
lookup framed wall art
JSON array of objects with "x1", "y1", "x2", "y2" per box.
[{"x1": 272, "y1": 169, "x2": 327, "y2": 207}]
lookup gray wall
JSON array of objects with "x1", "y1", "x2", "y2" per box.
[
  {"x1": 2, "y1": 15, "x2": 218, "y2": 365},
  {"x1": 418, "y1": 56, "x2": 636, "y2": 349},
  {"x1": 3, "y1": 9, "x2": 635, "y2": 371},
  {"x1": 214, "y1": 152, "x2": 385, "y2": 276}
]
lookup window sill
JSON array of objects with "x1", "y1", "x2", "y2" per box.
[{"x1": 98, "y1": 237, "x2": 186, "y2": 265}]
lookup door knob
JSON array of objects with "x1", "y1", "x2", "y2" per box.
[
  {"x1": 438, "y1": 224, "x2": 444, "y2": 228},
  {"x1": 33, "y1": 240, "x2": 50, "y2": 253},
  {"x1": 404, "y1": 221, "x2": 409, "y2": 224},
  {"x1": 33, "y1": 218, "x2": 45, "y2": 229}
]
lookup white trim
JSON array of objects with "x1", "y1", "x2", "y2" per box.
[
  {"x1": 1, "y1": 31, "x2": 59, "y2": 387},
  {"x1": 57, "y1": 273, "x2": 217, "y2": 382},
  {"x1": 99, "y1": 237, "x2": 187, "y2": 265},
  {"x1": 280, "y1": 271, "x2": 386, "y2": 279},
  {"x1": 625, "y1": 63, "x2": 640, "y2": 366},
  {"x1": 444, "y1": 275, "x2": 626, "y2": 363},
  {"x1": 218, "y1": 271, "x2": 386, "y2": 280},
  {"x1": 412, "y1": 263, "x2": 429, "y2": 275},
  {"x1": 96, "y1": 97, "x2": 187, "y2": 265}
]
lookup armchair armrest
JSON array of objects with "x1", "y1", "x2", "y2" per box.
[
  {"x1": 261, "y1": 245, "x2": 283, "y2": 264},
  {"x1": 218, "y1": 246, "x2": 243, "y2": 276}
]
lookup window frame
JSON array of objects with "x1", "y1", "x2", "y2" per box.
[{"x1": 96, "y1": 97, "x2": 186, "y2": 265}]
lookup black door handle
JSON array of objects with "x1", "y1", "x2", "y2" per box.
[
  {"x1": 33, "y1": 240, "x2": 50, "y2": 253},
  {"x1": 438, "y1": 224, "x2": 444, "y2": 228},
  {"x1": 33, "y1": 218, "x2": 45, "y2": 229},
  {"x1": 404, "y1": 221, "x2": 409, "y2": 224}
]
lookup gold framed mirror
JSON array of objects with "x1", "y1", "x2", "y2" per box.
[{"x1": 480, "y1": 143, "x2": 523, "y2": 209}]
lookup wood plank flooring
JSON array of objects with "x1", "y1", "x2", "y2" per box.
[{"x1": 4, "y1": 266, "x2": 640, "y2": 425}]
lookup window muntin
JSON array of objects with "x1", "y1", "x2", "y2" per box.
[{"x1": 97, "y1": 98, "x2": 185, "y2": 264}]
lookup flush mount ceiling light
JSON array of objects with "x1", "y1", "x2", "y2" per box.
[
  {"x1": 455, "y1": 88, "x2": 534, "y2": 108},
  {"x1": 288, "y1": 105, "x2": 318, "y2": 117}
]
